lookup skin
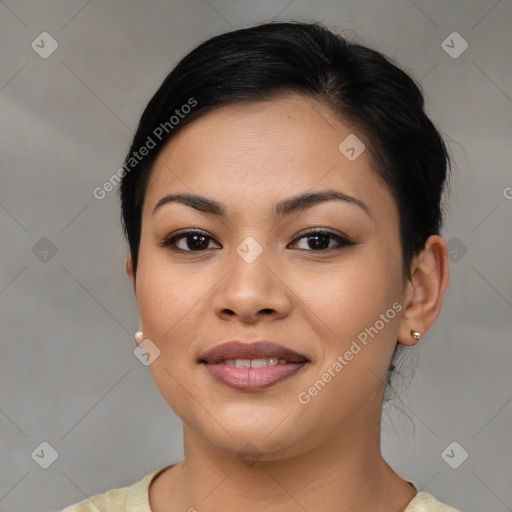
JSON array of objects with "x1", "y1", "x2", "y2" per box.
[{"x1": 125, "y1": 94, "x2": 449, "y2": 512}]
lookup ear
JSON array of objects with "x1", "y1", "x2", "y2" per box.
[
  {"x1": 397, "y1": 235, "x2": 450, "y2": 346},
  {"x1": 125, "y1": 254, "x2": 136, "y2": 295}
]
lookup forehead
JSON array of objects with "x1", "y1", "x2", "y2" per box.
[{"x1": 143, "y1": 95, "x2": 395, "y2": 221}]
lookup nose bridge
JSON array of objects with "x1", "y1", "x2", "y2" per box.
[
  {"x1": 212, "y1": 234, "x2": 291, "y2": 321},
  {"x1": 230, "y1": 234, "x2": 275, "y2": 297}
]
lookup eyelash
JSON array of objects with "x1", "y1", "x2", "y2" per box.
[{"x1": 159, "y1": 228, "x2": 356, "y2": 253}]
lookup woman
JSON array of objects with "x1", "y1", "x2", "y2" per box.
[{"x1": 62, "y1": 21, "x2": 460, "y2": 512}]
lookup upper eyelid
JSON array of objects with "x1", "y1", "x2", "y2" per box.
[
  {"x1": 163, "y1": 228, "x2": 353, "y2": 249},
  {"x1": 162, "y1": 229, "x2": 220, "y2": 248},
  {"x1": 291, "y1": 227, "x2": 351, "y2": 241},
  {"x1": 165, "y1": 227, "x2": 348, "y2": 240}
]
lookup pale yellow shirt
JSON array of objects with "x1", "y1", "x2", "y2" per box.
[{"x1": 60, "y1": 465, "x2": 462, "y2": 512}]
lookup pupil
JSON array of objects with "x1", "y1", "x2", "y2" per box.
[
  {"x1": 189, "y1": 234, "x2": 209, "y2": 250},
  {"x1": 309, "y1": 234, "x2": 329, "y2": 250}
]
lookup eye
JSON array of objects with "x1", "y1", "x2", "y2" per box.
[
  {"x1": 289, "y1": 229, "x2": 355, "y2": 252},
  {"x1": 160, "y1": 229, "x2": 220, "y2": 252},
  {"x1": 160, "y1": 228, "x2": 355, "y2": 253}
]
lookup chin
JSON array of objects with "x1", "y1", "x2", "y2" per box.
[{"x1": 195, "y1": 409, "x2": 312, "y2": 458}]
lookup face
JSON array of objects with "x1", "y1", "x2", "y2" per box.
[{"x1": 130, "y1": 95, "x2": 407, "y2": 460}]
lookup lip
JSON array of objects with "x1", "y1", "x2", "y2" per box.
[
  {"x1": 199, "y1": 341, "x2": 309, "y2": 364},
  {"x1": 199, "y1": 341, "x2": 310, "y2": 392}
]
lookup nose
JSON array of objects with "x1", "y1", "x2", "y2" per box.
[{"x1": 211, "y1": 245, "x2": 292, "y2": 325}]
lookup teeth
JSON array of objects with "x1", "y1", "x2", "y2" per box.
[
  {"x1": 225, "y1": 357, "x2": 287, "y2": 367},
  {"x1": 250, "y1": 358, "x2": 268, "y2": 368}
]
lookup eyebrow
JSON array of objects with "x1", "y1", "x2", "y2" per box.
[{"x1": 152, "y1": 189, "x2": 370, "y2": 219}]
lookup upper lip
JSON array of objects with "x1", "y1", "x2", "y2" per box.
[{"x1": 199, "y1": 341, "x2": 310, "y2": 364}]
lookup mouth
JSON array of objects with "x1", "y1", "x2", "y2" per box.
[{"x1": 198, "y1": 340, "x2": 310, "y2": 392}]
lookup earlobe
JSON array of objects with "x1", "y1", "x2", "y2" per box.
[
  {"x1": 125, "y1": 254, "x2": 136, "y2": 295},
  {"x1": 397, "y1": 235, "x2": 450, "y2": 346}
]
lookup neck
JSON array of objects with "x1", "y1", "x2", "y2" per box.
[{"x1": 162, "y1": 416, "x2": 416, "y2": 512}]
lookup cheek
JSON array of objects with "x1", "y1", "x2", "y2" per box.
[
  {"x1": 134, "y1": 247, "x2": 203, "y2": 342},
  {"x1": 297, "y1": 251, "x2": 402, "y2": 349},
  {"x1": 291, "y1": 259, "x2": 402, "y2": 419},
  {"x1": 134, "y1": 249, "x2": 209, "y2": 420}
]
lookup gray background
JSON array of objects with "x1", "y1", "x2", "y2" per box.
[{"x1": 0, "y1": 1, "x2": 511, "y2": 511}]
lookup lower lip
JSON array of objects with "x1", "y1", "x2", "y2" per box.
[{"x1": 203, "y1": 362, "x2": 307, "y2": 391}]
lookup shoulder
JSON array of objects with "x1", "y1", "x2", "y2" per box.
[
  {"x1": 59, "y1": 466, "x2": 171, "y2": 512},
  {"x1": 404, "y1": 492, "x2": 463, "y2": 512}
]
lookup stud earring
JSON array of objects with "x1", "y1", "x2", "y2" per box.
[
  {"x1": 135, "y1": 331, "x2": 143, "y2": 343},
  {"x1": 410, "y1": 330, "x2": 421, "y2": 341}
]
